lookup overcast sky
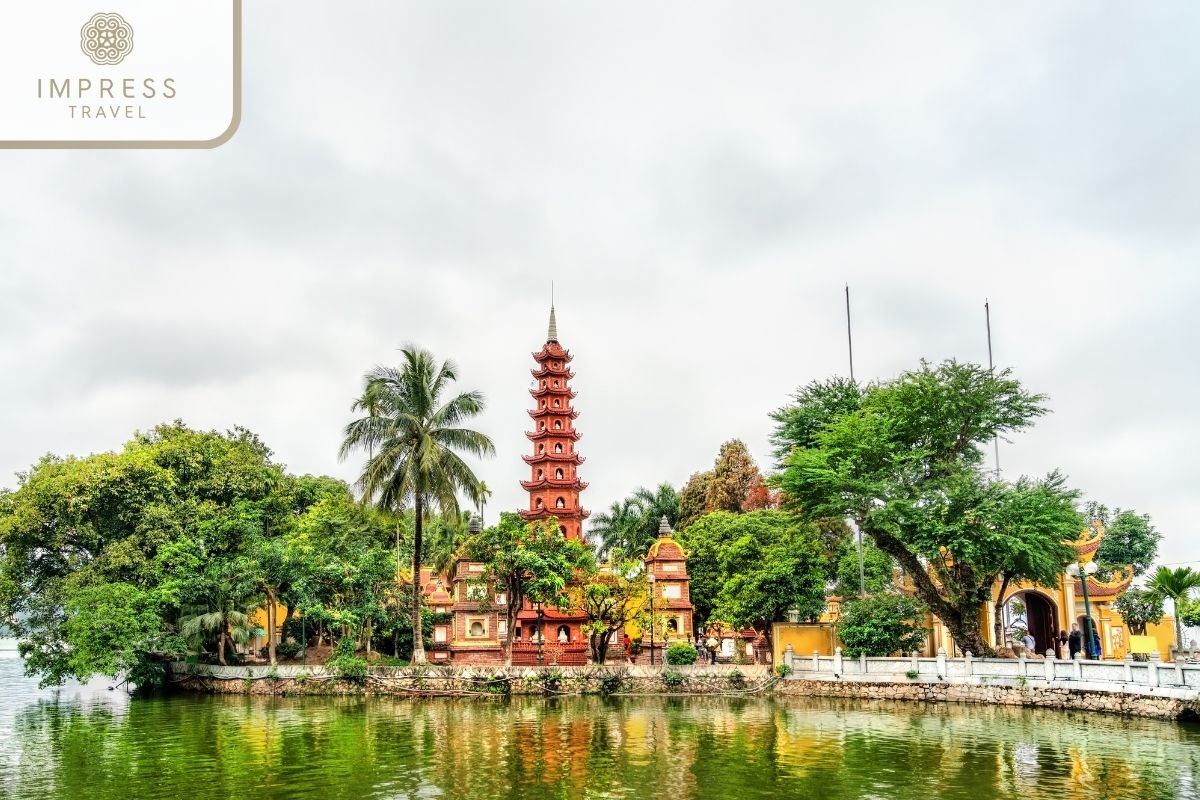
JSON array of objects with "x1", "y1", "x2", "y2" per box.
[{"x1": 2, "y1": 2, "x2": 1198, "y2": 568}]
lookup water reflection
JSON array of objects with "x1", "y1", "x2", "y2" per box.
[{"x1": 1, "y1": 658, "x2": 1198, "y2": 800}]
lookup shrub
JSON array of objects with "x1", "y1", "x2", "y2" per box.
[
  {"x1": 534, "y1": 668, "x2": 564, "y2": 694},
  {"x1": 727, "y1": 669, "x2": 746, "y2": 689},
  {"x1": 904, "y1": 669, "x2": 919, "y2": 680},
  {"x1": 294, "y1": 672, "x2": 309, "y2": 685},
  {"x1": 836, "y1": 593, "x2": 928, "y2": 657},
  {"x1": 277, "y1": 641, "x2": 304, "y2": 660},
  {"x1": 661, "y1": 670, "x2": 686, "y2": 691},
  {"x1": 326, "y1": 640, "x2": 368, "y2": 683},
  {"x1": 597, "y1": 668, "x2": 630, "y2": 696},
  {"x1": 628, "y1": 637, "x2": 642, "y2": 656},
  {"x1": 665, "y1": 643, "x2": 698, "y2": 665},
  {"x1": 774, "y1": 663, "x2": 792, "y2": 678}
]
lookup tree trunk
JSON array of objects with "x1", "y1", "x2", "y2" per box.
[
  {"x1": 1175, "y1": 606, "x2": 1183, "y2": 656},
  {"x1": 992, "y1": 573, "x2": 1011, "y2": 652},
  {"x1": 411, "y1": 497, "x2": 427, "y2": 665},
  {"x1": 218, "y1": 615, "x2": 227, "y2": 666},
  {"x1": 266, "y1": 588, "x2": 278, "y2": 666}
]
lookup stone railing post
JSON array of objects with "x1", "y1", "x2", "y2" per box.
[
  {"x1": 812, "y1": 650, "x2": 820, "y2": 672},
  {"x1": 936, "y1": 646, "x2": 947, "y2": 679},
  {"x1": 1044, "y1": 650, "x2": 1056, "y2": 682},
  {"x1": 1123, "y1": 653, "x2": 1134, "y2": 683},
  {"x1": 1147, "y1": 652, "x2": 1160, "y2": 687},
  {"x1": 911, "y1": 650, "x2": 919, "y2": 674},
  {"x1": 833, "y1": 646, "x2": 844, "y2": 677},
  {"x1": 784, "y1": 644, "x2": 795, "y2": 670},
  {"x1": 860, "y1": 652, "x2": 867, "y2": 674},
  {"x1": 1017, "y1": 650, "x2": 1026, "y2": 680},
  {"x1": 1072, "y1": 652, "x2": 1083, "y2": 681},
  {"x1": 1175, "y1": 657, "x2": 1185, "y2": 687},
  {"x1": 964, "y1": 651, "x2": 973, "y2": 676}
]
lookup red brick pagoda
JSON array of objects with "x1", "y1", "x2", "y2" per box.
[{"x1": 519, "y1": 305, "x2": 589, "y2": 541}]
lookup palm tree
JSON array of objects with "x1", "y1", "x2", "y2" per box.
[
  {"x1": 589, "y1": 498, "x2": 643, "y2": 559},
  {"x1": 181, "y1": 607, "x2": 260, "y2": 666},
  {"x1": 1147, "y1": 566, "x2": 1200, "y2": 654},
  {"x1": 340, "y1": 346, "x2": 495, "y2": 664}
]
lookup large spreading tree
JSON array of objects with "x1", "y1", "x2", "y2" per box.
[
  {"x1": 462, "y1": 512, "x2": 592, "y2": 666},
  {"x1": 340, "y1": 346, "x2": 495, "y2": 664},
  {"x1": 778, "y1": 360, "x2": 1082, "y2": 656}
]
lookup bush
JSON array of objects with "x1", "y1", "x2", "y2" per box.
[
  {"x1": 665, "y1": 642, "x2": 698, "y2": 665},
  {"x1": 534, "y1": 668, "x2": 564, "y2": 694},
  {"x1": 905, "y1": 669, "x2": 919, "y2": 680},
  {"x1": 326, "y1": 639, "x2": 368, "y2": 683},
  {"x1": 774, "y1": 663, "x2": 792, "y2": 678},
  {"x1": 627, "y1": 637, "x2": 642, "y2": 656},
  {"x1": 596, "y1": 668, "x2": 630, "y2": 696},
  {"x1": 661, "y1": 670, "x2": 686, "y2": 690},
  {"x1": 277, "y1": 641, "x2": 304, "y2": 660},
  {"x1": 727, "y1": 669, "x2": 746, "y2": 689},
  {"x1": 837, "y1": 593, "x2": 928, "y2": 657}
]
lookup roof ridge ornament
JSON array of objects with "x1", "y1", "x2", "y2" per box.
[{"x1": 658, "y1": 515, "x2": 673, "y2": 537}]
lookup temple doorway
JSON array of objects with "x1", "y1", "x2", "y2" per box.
[{"x1": 1003, "y1": 591, "x2": 1058, "y2": 655}]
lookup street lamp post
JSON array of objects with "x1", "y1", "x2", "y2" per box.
[
  {"x1": 648, "y1": 573, "x2": 657, "y2": 666},
  {"x1": 1067, "y1": 560, "x2": 1100, "y2": 659}
]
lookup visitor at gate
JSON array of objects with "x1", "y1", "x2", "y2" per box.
[
  {"x1": 706, "y1": 635, "x2": 718, "y2": 664},
  {"x1": 1088, "y1": 626, "x2": 1102, "y2": 660},
  {"x1": 1022, "y1": 632, "x2": 1036, "y2": 654},
  {"x1": 1056, "y1": 630, "x2": 1068, "y2": 659},
  {"x1": 1068, "y1": 623, "x2": 1083, "y2": 659}
]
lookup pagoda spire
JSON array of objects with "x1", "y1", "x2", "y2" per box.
[{"x1": 547, "y1": 305, "x2": 558, "y2": 343}]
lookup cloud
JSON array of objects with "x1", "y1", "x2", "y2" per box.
[{"x1": 1, "y1": 1, "x2": 1197, "y2": 569}]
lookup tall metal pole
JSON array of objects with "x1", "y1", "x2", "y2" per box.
[
  {"x1": 1078, "y1": 566, "x2": 1097, "y2": 660},
  {"x1": 536, "y1": 602, "x2": 544, "y2": 667},
  {"x1": 845, "y1": 284, "x2": 855, "y2": 383},
  {"x1": 649, "y1": 575, "x2": 656, "y2": 666},
  {"x1": 985, "y1": 300, "x2": 1000, "y2": 479}
]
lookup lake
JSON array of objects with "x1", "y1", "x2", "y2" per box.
[{"x1": 1, "y1": 655, "x2": 1197, "y2": 799}]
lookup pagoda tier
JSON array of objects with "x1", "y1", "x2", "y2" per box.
[
  {"x1": 522, "y1": 306, "x2": 588, "y2": 543},
  {"x1": 522, "y1": 452, "x2": 585, "y2": 465},
  {"x1": 527, "y1": 428, "x2": 582, "y2": 441},
  {"x1": 520, "y1": 477, "x2": 590, "y2": 491},
  {"x1": 532, "y1": 366, "x2": 575, "y2": 379},
  {"x1": 532, "y1": 347, "x2": 573, "y2": 363},
  {"x1": 528, "y1": 407, "x2": 579, "y2": 420},
  {"x1": 519, "y1": 507, "x2": 592, "y2": 521},
  {"x1": 530, "y1": 386, "x2": 578, "y2": 399}
]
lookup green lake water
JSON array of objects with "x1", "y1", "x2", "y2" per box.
[{"x1": 1, "y1": 656, "x2": 1198, "y2": 799}]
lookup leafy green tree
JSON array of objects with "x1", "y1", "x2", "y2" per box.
[
  {"x1": 577, "y1": 550, "x2": 646, "y2": 663},
  {"x1": 833, "y1": 537, "x2": 894, "y2": 598},
  {"x1": 1112, "y1": 588, "x2": 1165, "y2": 636},
  {"x1": 713, "y1": 511, "x2": 827, "y2": 630},
  {"x1": 1146, "y1": 566, "x2": 1200, "y2": 651},
  {"x1": 1178, "y1": 595, "x2": 1200, "y2": 631},
  {"x1": 769, "y1": 377, "x2": 863, "y2": 468},
  {"x1": 837, "y1": 593, "x2": 928, "y2": 657},
  {"x1": 1085, "y1": 503, "x2": 1161, "y2": 577},
  {"x1": 339, "y1": 347, "x2": 495, "y2": 664},
  {"x1": 677, "y1": 471, "x2": 713, "y2": 530},
  {"x1": 61, "y1": 583, "x2": 182, "y2": 689},
  {"x1": 462, "y1": 512, "x2": 592, "y2": 665},
  {"x1": 704, "y1": 440, "x2": 762, "y2": 514},
  {"x1": 779, "y1": 361, "x2": 1082, "y2": 656}
]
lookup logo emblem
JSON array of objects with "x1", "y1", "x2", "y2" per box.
[{"x1": 80, "y1": 12, "x2": 133, "y2": 65}]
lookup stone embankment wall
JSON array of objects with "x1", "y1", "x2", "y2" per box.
[
  {"x1": 776, "y1": 678, "x2": 1200, "y2": 722},
  {"x1": 166, "y1": 662, "x2": 776, "y2": 699}
]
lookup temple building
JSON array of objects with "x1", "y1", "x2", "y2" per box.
[{"x1": 424, "y1": 305, "x2": 687, "y2": 666}]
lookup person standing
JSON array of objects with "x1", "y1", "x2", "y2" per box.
[
  {"x1": 706, "y1": 635, "x2": 718, "y2": 664},
  {"x1": 1068, "y1": 623, "x2": 1083, "y2": 659},
  {"x1": 1056, "y1": 629, "x2": 1068, "y2": 660},
  {"x1": 1022, "y1": 632, "x2": 1037, "y2": 654},
  {"x1": 1089, "y1": 627, "x2": 1102, "y2": 660}
]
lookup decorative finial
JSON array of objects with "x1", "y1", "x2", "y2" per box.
[
  {"x1": 658, "y1": 515, "x2": 672, "y2": 537},
  {"x1": 547, "y1": 305, "x2": 558, "y2": 343},
  {"x1": 468, "y1": 513, "x2": 483, "y2": 533}
]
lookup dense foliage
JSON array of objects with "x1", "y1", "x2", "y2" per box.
[
  {"x1": 778, "y1": 361, "x2": 1083, "y2": 656},
  {"x1": 676, "y1": 510, "x2": 826, "y2": 630},
  {"x1": 1111, "y1": 588, "x2": 1165, "y2": 636},
  {"x1": 1084, "y1": 503, "x2": 1161, "y2": 577},
  {"x1": 589, "y1": 483, "x2": 679, "y2": 558},
  {"x1": 836, "y1": 594, "x2": 928, "y2": 657},
  {"x1": 665, "y1": 642, "x2": 699, "y2": 665},
  {"x1": 1146, "y1": 566, "x2": 1200, "y2": 650},
  {"x1": 677, "y1": 440, "x2": 763, "y2": 528},
  {"x1": 0, "y1": 423, "x2": 425, "y2": 688},
  {"x1": 577, "y1": 550, "x2": 645, "y2": 664}
]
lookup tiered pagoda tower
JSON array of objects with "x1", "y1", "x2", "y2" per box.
[{"x1": 519, "y1": 306, "x2": 589, "y2": 541}]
